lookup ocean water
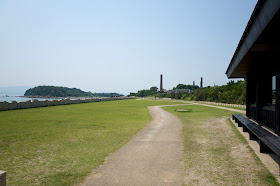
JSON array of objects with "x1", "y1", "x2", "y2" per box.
[{"x1": 0, "y1": 87, "x2": 94, "y2": 103}]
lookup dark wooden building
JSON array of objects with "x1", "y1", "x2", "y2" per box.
[{"x1": 226, "y1": 0, "x2": 280, "y2": 135}]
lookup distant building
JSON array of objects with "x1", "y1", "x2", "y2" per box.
[{"x1": 167, "y1": 89, "x2": 192, "y2": 95}]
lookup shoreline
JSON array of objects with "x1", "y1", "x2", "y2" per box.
[{"x1": 0, "y1": 95, "x2": 127, "y2": 103}]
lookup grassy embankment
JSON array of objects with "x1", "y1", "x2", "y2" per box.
[
  {"x1": 0, "y1": 99, "x2": 183, "y2": 185},
  {"x1": 163, "y1": 104, "x2": 279, "y2": 185}
]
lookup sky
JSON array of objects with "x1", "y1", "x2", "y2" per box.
[{"x1": 0, "y1": 0, "x2": 258, "y2": 95}]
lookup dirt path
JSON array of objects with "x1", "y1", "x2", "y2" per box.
[
  {"x1": 81, "y1": 102, "x2": 279, "y2": 185},
  {"x1": 190, "y1": 102, "x2": 280, "y2": 182},
  {"x1": 81, "y1": 106, "x2": 185, "y2": 185}
]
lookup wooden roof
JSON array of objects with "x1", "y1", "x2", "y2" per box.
[{"x1": 226, "y1": 0, "x2": 280, "y2": 78}]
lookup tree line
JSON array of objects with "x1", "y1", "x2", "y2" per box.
[
  {"x1": 173, "y1": 84, "x2": 199, "y2": 90},
  {"x1": 130, "y1": 80, "x2": 246, "y2": 105},
  {"x1": 191, "y1": 80, "x2": 246, "y2": 104},
  {"x1": 129, "y1": 86, "x2": 159, "y2": 97}
]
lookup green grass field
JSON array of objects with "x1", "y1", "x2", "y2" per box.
[
  {"x1": 163, "y1": 105, "x2": 278, "y2": 185},
  {"x1": 0, "y1": 99, "x2": 183, "y2": 185},
  {"x1": 1, "y1": 99, "x2": 278, "y2": 185}
]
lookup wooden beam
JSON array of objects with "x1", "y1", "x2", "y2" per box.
[
  {"x1": 276, "y1": 68, "x2": 280, "y2": 135},
  {"x1": 256, "y1": 78, "x2": 262, "y2": 123}
]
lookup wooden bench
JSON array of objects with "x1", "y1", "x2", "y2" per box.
[{"x1": 232, "y1": 114, "x2": 280, "y2": 175}]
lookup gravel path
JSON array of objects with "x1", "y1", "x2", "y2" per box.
[
  {"x1": 82, "y1": 106, "x2": 185, "y2": 185},
  {"x1": 192, "y1": 102, "x2": 246, "y2": 114}
]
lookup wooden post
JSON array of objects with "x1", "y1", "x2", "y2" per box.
[
  {"x1": 255, "y1": 75, "x2": 271, "y2": 124},
  {"x1": 276, "y1": 70, "x2": 280, "y2": 135},
  {"x1": 249, "y1": 132, "x2": 258, "y2": 141},
  {"x1": 0, "y1": 171, "x2": 6, "y2": 186},
  {"x1": 279, "y1": 156, "x2": 280, "y2": 176},
  {"x1": 256, "y1": 78, "x2": 262, "y2": 123},
  {"x1": 246, "y1": 76, "x2": 251, "y2": 118},
  {"x1": 260, "y1": 141, "x2": 272, "y2": 153}
]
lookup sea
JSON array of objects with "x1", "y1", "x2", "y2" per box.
[
  {"x1": 0, "y1": 86, "x2": 62, "y2": 103},
  {"x1": 0, "y1": 86, "x2": 102, "y2": 103},
  {"x1": 0, "y1": 86, "x2": 54, "y2": 102}
]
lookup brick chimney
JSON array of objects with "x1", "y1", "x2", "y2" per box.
[{"x1": 160, "y1": 74, "x2": 163, "y2": 92}]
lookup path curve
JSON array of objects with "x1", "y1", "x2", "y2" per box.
[{"x1": 82, "y1": 106, "x2": 185, "y2": 186}]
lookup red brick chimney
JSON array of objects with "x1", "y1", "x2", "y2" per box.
[{"x1": 160, "y1": 74, "x2": 163, "y2": 92}]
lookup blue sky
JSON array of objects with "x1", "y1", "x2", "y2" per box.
[{"x1": 0, "y1": 0, "x2": 257, "y2": 95}]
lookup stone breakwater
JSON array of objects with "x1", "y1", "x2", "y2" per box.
[{"x1": 0, "y1": 97, "x2": 132, "y2": 111}]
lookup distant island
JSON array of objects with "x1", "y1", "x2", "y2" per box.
[{"x1": 24, "y1": 86, "x2": 123, "y2": 98}]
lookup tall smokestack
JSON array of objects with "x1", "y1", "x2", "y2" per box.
[
  {"x1": 193, "y1": 81, "x2": 195, "y2": 86},
  {"x1": 200, "y1": 77, "x2": 203, "y2": 88},
  {"x1": 160, "y1": 74, "x2": 163, "y2": 92}
]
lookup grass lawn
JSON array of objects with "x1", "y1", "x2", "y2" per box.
[
  {"x1": 163, "y1": 104, "x2": 279, "y2": 185},
  {"x1": 0, "y1": 99, "x2": 183, "y2": 185}
]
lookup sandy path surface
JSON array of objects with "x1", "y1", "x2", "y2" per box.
[
  {"x1": 191, "y1": 102, "x2": 279, "y2": 181},
  {"x1": 82, "y1": 106, "x2": 185, "y2": 186}
]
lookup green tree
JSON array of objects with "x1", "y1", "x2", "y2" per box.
[
  {"x1": 173, "y1": 84, "x2": 200, "y2": 90},
  {"x1": 191, "y1": 80, "x2": 246, "y2": 105},
  {"x1": 150, "y1": 86, "x2": 158, "y2": 93}
]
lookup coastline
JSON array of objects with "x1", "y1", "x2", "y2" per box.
[{"x1": 0, "y1": 95, "x2": 125, "y2": 103}]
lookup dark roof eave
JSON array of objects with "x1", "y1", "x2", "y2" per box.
[{"x1": 226, "y1": 0, "x2": 280, "y2": 78}]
